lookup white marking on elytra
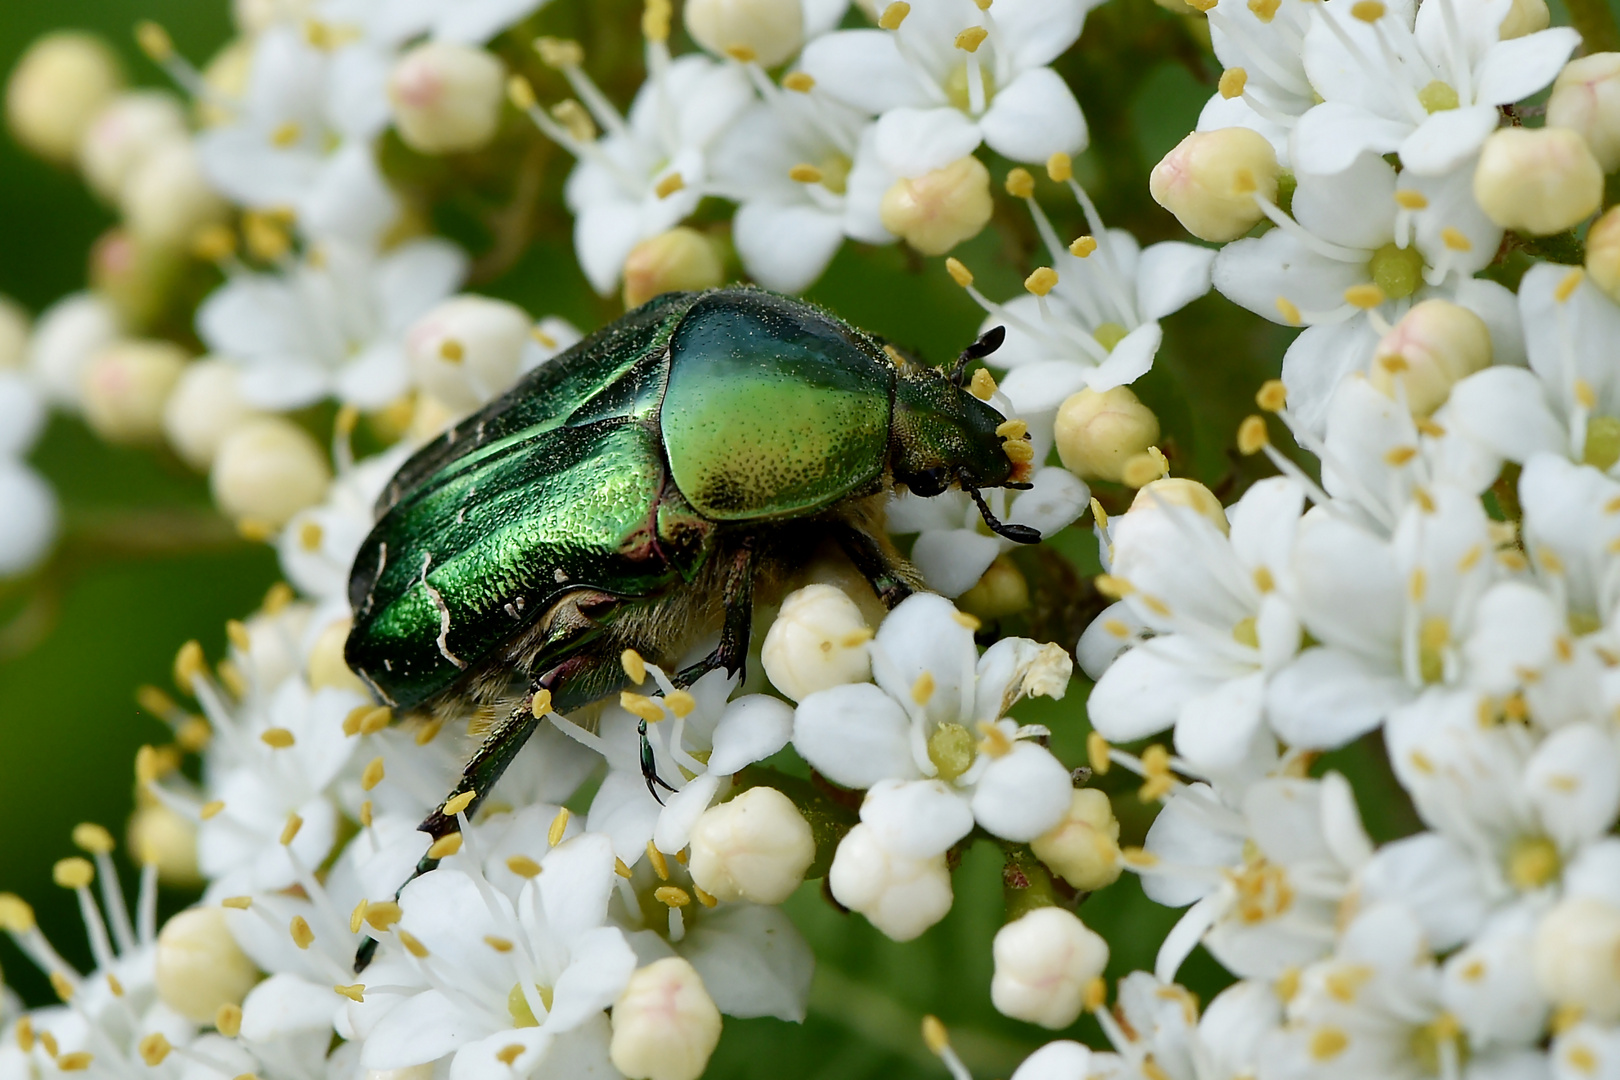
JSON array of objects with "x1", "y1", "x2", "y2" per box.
[{"x1": 420, "y1": 551, "x2": 467, "y2": 670}]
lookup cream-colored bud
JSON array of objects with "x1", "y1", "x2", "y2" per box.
[
  {"x1": 211, "y1": 417, "x2": 332, "y2": 529},
  {"x1": 90, "y1": 228, "x2": 183, "y2": 331},
  {"x1": 828, "y1": 823, "x2": 953, "y2": 941},
  {"x1": 688, "y1": 786, "x2": 816, "y2": 904},
  {"x1": 122, "y1": 140, "x2": 228, "y2": 249},
  {"x1": 957, "y1": 555, "x2": 1030, "y2": 620},
  {"x1": 0, "y1": 296, "x2": 29, "y2": 371},
  {"x1": 27, "y1": 292, "x2": 121, "y2": 408},
  {"x1": 879, "y1": 156, "x2": 994, "y2": 256},
  {"x1": 1499, "y1": 0, "x2": 1550, "y2": 38},
  {"x1": 406, "y1": 295, "x2": 533, "y2": 413},
  {"x1": 81, "y1": 340, "x2": 187, "y2": 443},
  {"x1": 1534, "y1": 896, "x2": 1620, "y2": 1022},
  {"x1": 1474, "y1": 127, "x2": 1603, "y2": 235},
  {"x1": 154, "y1": 906, "x2": 260, "y2": 1021},
  {"x1": 128, "y1": 802, "x2": 200, "y2": 886},
  {"x1": 1149, "y1": 128, "x2": 1278, "y2": 242},
  {"x1": 78, "y1": 91, "x2": 188, "y2": 201},
  {"x1": 1130, "y1": 477, "x2": 1228, "y2": 533},
  {"x1": 1031, "y1": 789, "x2": 1122, "y2": 892},
  {"x1": 1549, "y1": 54, "x2": 1620, "y2": 173},
  {"x1": 610, "y1": 958, "x2": 723, "y2": 1080},
  {"x1": 623, "y1": 228, "x2": 724, "y2": 309},
  {"x1": 990, "y1": 907, "x2": 1109, "y2": 1029},
  {"x1": 308, "y1": 618, "x2": 367, "y2": 694},
  {"x1": 1587, "y1": 207, "x2": 1620, "y2": 301},
  {"x1": 5, "y1": 32, "x2": 123, "y2": 163},
  {"x1": 1368, "y1": 299, "x2": 1491, "y2": 415},
  {"x1": 388, "y1": 43, "x2": 506, "y2": 155},
  {"x1": 162, "y1": 359, "x2": 264, "y2": 470},
  {"x1": 761, "y1": 584, "x2": 872, "y2": 701},
  {"x1": 685, "y1": 0, "x2": 805, "y2": 66},
  {"x1": 1053, "y1": 386, "x2": 1161, "y2": 482}
]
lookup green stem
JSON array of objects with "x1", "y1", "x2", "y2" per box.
[
  {"x1": 1565, "y1": 0, "x2": 1620, "y2": 55},
  {"x1": 1000, "y1": 842, "x2": 1059, "y2": 920}
]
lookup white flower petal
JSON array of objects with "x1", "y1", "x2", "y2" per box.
[
  {"x1": 1136, "y1": 242, "x2": 1216, "y2": 321},
  {"x1": 861, "y1": 778, "x2": 975, "y2": 857},
  {"x1": 873, "y1": 106, "x2": 983, "y2": 177},
  {"x1": 1397, "y1": 105, "x2": 1498, "y2": 176},
  {"x1": 708, "y1": 695, "x2": 795, "y2": 776},
  {"x1": 1473, "y1": 28, "x2": 1581, "y2": 106},
  {"x1": 970, "y1": 742, "x2": 1073, "y2": 841},
  {"x1": 980, "y1": 67, "x2": 1088, "y2": 163},
  {"x1": 793, "y1": 682, "x2": 918, "y2": 788}
]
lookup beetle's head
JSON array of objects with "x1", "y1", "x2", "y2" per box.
[{"x1": 889, "y1": 326, "x2": 1040, "y2": 544}]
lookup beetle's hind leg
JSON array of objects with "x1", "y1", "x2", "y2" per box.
[
  {"x1": 835, "y1": 523, "x2": 915, "y2": 610},
  {"x1": 672, "y1": 538, "x2": 755, "y2": 687}
]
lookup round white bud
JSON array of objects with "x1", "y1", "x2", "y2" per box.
[
  {"x1": 1053, "y1": 386, "x2": 1161, "y2": 482},
  {"x1": 162, "y1": 358, "x2": 264, "y2": 470},
  {"x1": 1549, "y1": 54, "x2": 1620, "y2": 174},
  {"x1": 388, "y1": 43, "x2": 505, "y2": 156},
  {"x1": 610, "y1": 958, "x2": 723, "y2": 1080},
  {"x1": 1534, "y1": 895, "x2": 1620, "y2": 1022},
  {"x1": 5, "y1": 32, "x2": 123, "y2": 164},
  {"x1": 128, "y1": 801, "x2": 200, "y2": 887},
  {"x1": 77, "y1": 91, "x2": 188, "y2": 202},
  {"x1": 1149, "y1": 128, "x2": 1278, "y2": 243},
  {"x1": 406, "y1": 294, "x2": 533, "y2": 414},
  {"x1": 26, "y1": 292, "x2": 121, "y2": 408},
  {"x1": 0, "y1": 461, "x2": 57, "y2": 577},
  {"x1": 990, "y1": 907, "x2": 1109, "y2": 1029},
  {"x1": 1588, "y1": 207, "x2": 1620, "y2": 302},
  {"x1": 1499, "y1": 0, "x2": 1550, "y2": 36},
  {"x1": 210, "y1": 417, "x2": 332, "y2": 530},
  {"x1": 307, "y1": 617, "x2": 367, "y2": 694},
  {"x1": 1474, "y1": 127, "x2": 1603, "y2": 236},
  {"x1": 1368, "y1": 298, "x2": 1492, "y2": 416},
  {"x1": 623, "y1": 228, "x2": 725, "y2": 309},
  {"x1": 154, "y1": 906, "x2": 261, "y2": 1022},
  {"x1": 828, "y1": 824, "x2": 953, "y2": 942},
  {"x1": 235, "y1": 601, "x2": 311, "y2": 690},
  {"x1": 685, "y1": 0, "x2": 805, "y2": 67},
  {"x1": 880, "y1": 156, "x2": 994, "y2": 256},
  {"x1": 90, "y1": 228, "x2": 183, "y2": 331},
  {"x1": 122, "y1": 140, "x2": 228, "y2": 249},
  {"x1": 80, "y1": 339, "x2": 187, "y2": 444},
  {"x1": 688, "y1": 786, "x2": 816, "y2": 904},
  {"x1": 761, "y1": 584, "x2": 872, "y2": 701},
  {"x1": 1030, "y1": 789, "x2": 1122, "y2": 893},
  {"x1": 1129, "y1": 477, "x2": 1229, "y2": 534},
  {"x1": 0, "y1": 295, "x2": 30, "y2": 371}
]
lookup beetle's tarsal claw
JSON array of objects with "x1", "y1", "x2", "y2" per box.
[
  {"x1": 966, "y1": 484, "x2": 1042, "y2": 545},
  {"x1": 638, "y1": 718, "x2": 678, "y2": 804},
  {"x1": 951, "y1": 325, "x2": 1007, "y2": 386}
]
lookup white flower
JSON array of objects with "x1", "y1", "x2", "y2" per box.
[
  {"x1": 1085, "y1": 973, "x2": 1280, "y2": 1080},
  {"x1": 277, "y1": 444, "x2": 412, "y2": 603},
  {"x1": 800, "y1": 0, "x2": 1094, "y2": 172},
  {"x1": 25, "y1": 291, "x2": 120, "y2": 410},
  {"x1": 826, "y1": 822, "x2": 954, "y2": 942},
  {"x1": 989, "y1": 907, "x2": 1109, "y2": 1029},
  {"x1": 197, "y1": 236, "x2": 467, "y2": 410},
  {"x1": 1196, "y1": 0, "x2": 1317, "y2": 164},
  {"x1": 1292, "y1": 0, "x2": 1578, "y2": 177}
]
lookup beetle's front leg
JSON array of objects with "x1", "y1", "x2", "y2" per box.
[
  {"x1": 835, "y1": 524, "x2": 915, "y2": 610},
  {"x1": 673, "y1": 538, "x2": 755, "y2": 687}
]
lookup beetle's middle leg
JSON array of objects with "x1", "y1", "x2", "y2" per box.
[
  {"x1": 834, "y1": 524, "x2": 915, "y2": 610},
  {"x1": 673, "y1": 537, "x2": 756, "y2": 687}
]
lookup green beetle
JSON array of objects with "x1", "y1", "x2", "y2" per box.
[{"x1": 345, "y1": 287, "x2": 1035, "y2": 960}]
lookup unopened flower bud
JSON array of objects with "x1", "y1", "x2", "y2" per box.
[
  {"x1": 5, "y1": 32, "x2": 123, "y2": 164},
  {"x1": 1031, "y1": 789, "x2": 1122, "y2": 892},
  {"x1": 211, "y1": 417, "x2": 332, "y2": 530},
  {"x1": 122, "y1": 140, "x2": 228, "y2": 249},
  {"x1": 623, "y1": 228, "x2": 724, "y2": 309},
  {"x1": 27, "y1": 292, "x2": 121, "y2": 408},
  {"x1": 610, "y1": 958, "x2": 723, "y2": 1080},
  {"x1": 1053, "y1": 386, "x2": 1161, "y2": 482},
  {"x1": 1549, "y1": 54, "x2": 1620, "y2": 173},
  {"x1": 163, "y1": 359, "x2": 264, "y2": 470},
  {"x1": 957, "y1": 555, "x2": 1030, "y2": 620},
  {"x1": 828, "y1": 824, "x2": 953, "y2": 941},
  {"x1": 1588, "y1": 207, "x2": 1620, "y2": 301},
  {"x1": 879, "y1": 156, "x2": 994, "y2": 256},
  {"x1": 1150, "y1": 128, "x2": 1277, "y2": 242},
  {"x1": 0, "y1": 461, "x2": 57, "y2": 576},
  {"x1": 388, "y1": 43, "x2": 506, "y2": 156},
  {"x1": 1130, "y1": 477, "x2": 1228, "y2": 533},
  {"x1": 154, "y1": 906, "x2": 260, "y2": 1022},
  {"x1": 90, "y1": 228, "x2": 183, "y2": 331},
  {"x1": 761, "y1": 584, "x2": 872, "y2": 701},
  {"x1": 1474, "y1": 127, "x2": 1603, "y2": 235},
  {"x1": 0, "y1": 296, "x2": 29, "y2": 371},
  {"x1": 308, "y1": 618, "x2": 367, "y2": 694},
  {"x1": 1534, "y1": 896, "x2": 1620, "y2": 1022},
  {"x1": 407, "y1": 295, "x2": 534, "y2": 413},
  {"x1": 81, "y1": 340, "x2": 187, "y2": 443},
  {"x1": 78, "y1": 91, "x2": 188, "y2": 202},
  {"x1": 685, "y1": 0, "x2": 805, "y2": 66},
  {"x1": 1368, "y1": 299, "x2": 1491, "y2": 415},
  {"x1": 688, "y1": 786, "x2": 816, "y2": 904},
  {"x1": 1499, "y1": 0, "x2": 1550, "y2": 36},
  {"x1": 128, "y1": 801, "x2": 200, "y2": 887},
  {"x1": 990, "y1": 907, "x2": 1109, "y2": 1029}
]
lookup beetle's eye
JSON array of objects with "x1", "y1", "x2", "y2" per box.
[{"x1": 907, "y1": 468, "x2": 949, "y2": 497}]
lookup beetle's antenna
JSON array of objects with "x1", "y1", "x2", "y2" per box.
[
  {"x1": 950, "y1": 325, "x2": 1006, "y2": 387},
  {"x1": 964, "y1": 481, "x2": 1041, "y2": 544}
]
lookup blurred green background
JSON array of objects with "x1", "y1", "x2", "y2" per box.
[{"x1": 1, "y1": 0, "x2": 1601, "y2": 1074}]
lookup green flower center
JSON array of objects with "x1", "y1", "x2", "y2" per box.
[
  {"x1": 927, "y1": 722, "x2": 976, "y2": 781},
  {"x1": 508, "y1": 983, "x2": 554, "y2": 1027},
  {"x1": 945, "y1": 63, "x2": 996, "y2": 113},
  {"x1": 1417, "y1": 80, "x2": 1459, "y2": 113},
  {"x1": 1507, "y1": 834, "x2": 1561, "y2": 890},
  {"x1": 1232, "y1": 616, "x2": 1259, "y2": 649},
  {"x1": 1093, "y1": 322, "x2": 1129, "y2": 352},
  {"x1": 1369, "y1": 242, "x2": 1425, "y2": 301},
  {"x1": 1583, "y1": 415, "x2": 1620, "y2": 470}
]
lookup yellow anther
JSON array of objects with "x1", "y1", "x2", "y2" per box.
[
  {"x1": 106, "y1": 973, "x2": 124, "y2": 997},
  {"x1": 666, "y1": 689, "x2": 697, "y2": 718},
  {"x1": 427, "y1": 832, "x2": 463, "y2": 859},
  {"x1": 976, "y1": 720, "x2": 1013, "y2": 758},
  {"x1": 621, "y1": 649, "x2": 648, "y2": 684},
  {"x1": 299, "y1": 521, "x2": 324, "y2": 551},
  {"x1": 1556, "y1": 268, "x2": 1585, "y2": 303},
  {"x1": 1047, "y1": 152, "x2": 1073, "y2": 182},
  {"x1": 333, "y1": 984, "x2": 365, "y2": 1003},
  {"x1": 1440, "y1": 227, "x2": 1472, "y2": 251},
  {"x1": 621, "y1": 691, "x2": 666, "y2": 723},
  {"x1": 1069, "y1": 235, "x2": 1098, "y2": 257},
  {"x1": 1256, "y1": 379, "x2": 1287, "y2": 412},
  {"x1": 1384, "y1": 445, "x2": 1418, "y2": 466},
  {"x1": 221, "y1": 896, "x2": 252, "y2": 910},
  {"x1": 533, "y1": 36, "x2": 584, "y2": 68},
  {"x1": 945, "y1": 257, "x2": 974, "y2": 287},
  {"x1": 485, "y1": 934, "x2": 515, "y2": 952},
  {"x1": 1094, "y1": 573, "x2": 1133, "y2": 599},
  {"x1": 361, "y1": 757, "x2": 386, "y2": 792},
  {"x1": 530, "y1": 688, "x2": 553, "y2": 718},
  {"x1": 507, "y1": 854, "x2": 542, "y2": 878},
  {"x1": 1575, "y1": 378, "x2": 1597, "y2": 409},
  {"x1": 783, "y1": 71, "x2": 816, "y2": 92},
  {"x1": 260, "y1": 727, "x2": 296, "y2": 749},
  {"x1": 359, "y1": 706, "x2": 393, "y2": 734},
  {"x1": 438, "y1": 339, "x2": 465, "y2": 363},
  {"x1": 642, "y1": 0, "x2": 672, "y2": 41},
  {"x1": 334, "y1": 403, "x2": 360, "y2": 437},
  {"x1": 922, "y1": 1015, "x2": 951, "y2": 1055},
  {"x1": 136, "y1": 685, "x2": 177, "y2": 718},
  {"x1": 269, "y1": 121, "x2": 302, "y2": 148},
  {"x1": 911, "y1": 671, "x2": 937, "y2": 705},
  {"x1": 1121, "y1": 452, "x2": 1166, "y2": 489},
  {"x1": 1086, "y1": 730, "x2": 1111, "y2": 774},
  {"x1": 1025, "y1": 266, "x2": 1060, "y2": 296},
  {"x1": 342, "y1": 705, "x2": 369, "y2": 737},
  {"x1": 349, "y1": 899, "x2": 367, "y2": 934},
  {"x1": 1219, "y1": 68, "x2": 1248, "y2": 99},
  {"x1": 1350, "y1": 0, "x2": 1385, "y2": 18},
  {"x1": 290, "y1": 916, "x2": 314, "y2": 949},
  {"x1": 693, "y1": 884, "x2": 718, "y2": 907},
  {"x1": 1238, "y1": 415, "x2": 1269, "y2": 455},
  {"x1": 200, "y1": 800, "x2": 225, "y2": 820},
  {"x1": 531, "y1": 326, "x2": 558, "y2": 349},
  {"x1": 443, "y1": 790, "x2": 476, "y2": 816},
  {"x1": 192, "y1": 224, "x2": 237, "y2": 262},
  {"x1": 1409, "y1": 568, "x2": 1427, "y2": 602},
  {"x1": 237, "y1": 519, "x2": 274, "y2": 542},
  {"x1": 51, "y1": 971, "x2": 76, "y2": 1001},
  {"x1": 950, "y1": 611, "x2": 981, "y2": 631},
  {"x1": 507, "y1": 75, "x2": 537, "y2": 111},
  {"x1": 280, "y1": 813, "x2": 304, "y2": 846},
  {"x1": 72, "y1": 823, "x2": 115, "y2": 855},
  {"x1": 1275, "y1": 297, "x2": 1301, "y2": 325},
  {"x1": 1121, "y1": 845, "x2": 1158, "y2": 866},
  {"x1": 1249, "y1": 0, "x2": 1281, "y2": 18},
  {"x1": 1394, "y1": 189, "x2": 1429, "y2": 210},
  {"x1": 647, "y1": 842, "x2": 671, "y2": 880},
  {"x1": 654, "y1": 172, "x2": 685, "y2": 199},
  {"x1": 215, "y1": 1003, "x2": 243, "y2": 1037},
  {"x1": 57, "y1": 1052, "x2": 93, "y2": 1072},
  {"x1": 225, "y1": 619, "x2": 252, "y2": 653},
  {"x1": 496, "y1": 1045, "x2": 524, "y2": 1066},
  {"x1": 1309, "y1": 1026, "x2": 1350, "y2": 1060},
  {"x1": 996, "y1": 419, "x2": 1029, "y2": 439},
  {"x1": 1254, "y1": 566, "x2": 1275, "y2": 593},
  {"x1": 1090, "y1": 498, "x2": 1108, "y2": 529},
  {"x1": 53, "y1": 858, "x2": 94, "y2": 890},
  {"x1": 1083, "y1": 976, "x2": 1107, "y2": 1012},
  {"x1": 878, "y1": 2, "x2": 911, "y2": 29},
  {"x1": 548, "y1": 807, "x2": 571, "y2": 847},
  {"x1": 968, "y1": 367, "x2": 998, "y2": 400},
  {"x1": 789, "y1": 163, "x2": 824, "y2": 183},
  {"x1": 364, "y1": 900, "x2": 403, "y2": 930},
  {"x1": 654, "y1": 885, "x2": 692, "y2": 907},
  {"x1": 615, "y1": 857, "x2": 634, "y2": 878},
  {"x1": 955, "y1": 26, "x2": 989, "y2": 51},
  {"x1": 398, "y1": 929, "x2": 429, "y2": 957},
  {"x1": 174, "y1": 640, "x2": 206, "y2": 694},
  {"x1": 1005, "y1": 167, "x2": 1036, "y2": 199},
  {"x1": 1344, "y1": 283, "x2": 1386, "y2": 309},
  {"x1": 218, "y1": 659, "x2": 248, "y2": 699},
  {"x1": 135, "y1": 21, "x2": 174, "y2": 62}
]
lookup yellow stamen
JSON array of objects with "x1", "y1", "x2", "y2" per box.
[
  {"x1": 260, "y1": 727, "x2": 295, "y2": 749},
  {"x1": 1069, "y1": 235, "x2": 1097, "y2": 257},
  {"x1": 1005, "y1": 168, "x2": 1036, "y2": 198},
  {"x1": 783, "y1": 72, "x2": 815, "y2": 92},
  {"x1": 1047, "y1": 152, "x2": 1073, "y2": 182},
  {"x1": 427, "y1": 832, "x2": 463, "y2": 859},
  {"x1": 954, "y1": 26, "x2": 988, "y2": 51},
  {"x1": 1256, "y1": 379, "x2": 1287, "y2": 411},
  {"x1": 654, "y1": 885, "x2": 691, "y2": 907},
  {"x1": 1219, "y1": 68, "x2": 1247, "y2": 99},
  {"x1": 200, "y1": 800, "x2": 225, "y2": 820},
  {"x1": 280, "y1": 813, "x2": 303, "y2": 846},
  {"x1": 548, "y1": 807, "x2": 571, "y2": 847},
  {"x1": 53, "y1": 858, "x2": 93, "y2": 889},
  {"x1": 878, "y1": 2, "x2": 911, "y2": 29},
  {"x1": 443, "y1": 790, "x2": 475, "y2": 816},
  {"x1": 1394, "y1": 190, "x2": 1428, "y2": 210},
  {"x1": 654, "y1": 172, "x2": 685, "y2": 199},
  {"x1": 361, "y1": 757, "x2": 385, "y2": 792},
  {"x1": 215, "y1": 1003, "x2": 242, "y2": 1037},
  {"x1": 290, "y1": 916, "x2": 314, "y2": 949},
  {"x1": 945, "y1": 257, "x2": 973, "y2": 287},
  {"x1": 533, "y1": 36, "x2": 583, "y2": 68},
  {"x1": 333, "y1": 984, "x2": 365, "y2": 1003},
  {"x1": 506, "y1": 854, "x2": 542, "y2": 878},
  {"x1": 1238, "y1": 415, "x2": 1269, "y2": 454}
]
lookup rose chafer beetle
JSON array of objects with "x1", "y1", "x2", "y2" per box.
[{"x1": 345, "y1": 287, "x2": 1036, "y2": 966}]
